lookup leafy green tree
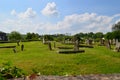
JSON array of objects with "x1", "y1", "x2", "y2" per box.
[
  {"x1": 112, "y1": 21, "x2": 120, "y2": 31},
  {"x1": 112, "y1": 31, "x2": 120, "y2": 41},
  {"x1": 26, "y1": 32, "x2": 39, "y2": 40},
  {"x1": 26, "y1": 32, "x2": 32, "y2": 40},
  {"x1": 105, "y1": 32, "x2": 113, "y2": 39},
  {"x1": 44, "y1": 35, "x2": 54, "y2": 41},
  {"x1": 54, "y1": 34, "x2": 65, "y2": 42},
  {"x1": 94, "y1": 32, "x2": 104, "y2": 39},
  {"x1": 8, "y1": 31, "x2": 22, "y2": 41},
  {"x1": 87, "y1": 32, "x2": 94, "y2": 38}
]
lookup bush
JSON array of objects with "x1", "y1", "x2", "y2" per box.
[{"x1": 0, "y1": 61, "x2": 26, "y2": 79}]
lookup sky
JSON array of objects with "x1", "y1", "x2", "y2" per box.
[{"x1": 0, "y1": 0, "x2": 120, "y2": 34}]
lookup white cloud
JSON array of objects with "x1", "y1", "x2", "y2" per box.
[
  {"x1": 55, "y1": 13, "x2": 114, "y2": 33},
  {"x1": 41, "y1": 2, "x2": 59, "y2": 17},
  {"x1": 11, "y1": 8, "x2": 36, "y2": 19},
  {"x1": 18, "y1": 8, "x2": 36, "y2": 19},
  {"x1": 2, "y1": 12, "x2": 120, "y2": 34},
  {"x1": 11, "y1": 9, "x2": 17, "y2": 16}
]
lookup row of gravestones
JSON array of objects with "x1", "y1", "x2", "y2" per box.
[
  {"x1": 43, "y1": 37, "x2": 84, "y2": 53},
  {"x1": 76, "y1": 38, "x2": 120, "y2": 52},
  {"x1": 62, "y1": 39, "x2": 94, "y2": 45},
  {"x1": 100, "y1": 38, "x2": 120, "y2": 52},
  {"x1": 43, "y1": 36, "x2": 120, "y2": 52}
]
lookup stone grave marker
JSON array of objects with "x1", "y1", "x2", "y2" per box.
[
  {"x1": 105, "y1": 40, "x2": 111, "y2": 49},
  {"x1": 100, "y1": 38, "x2": 105, "y2": 46},
  {"x1": 74, "y1": 39, "x2": 79, "y2": 51},
  {"x1": 114, "y1": 40, "x2": 120, "y2": 52},
  {"x1": 54, "y1": 42, "x2": 56, "y2": 48},
  {"x1": 21, "y1": 44, "x2": 24, "y2": 51},
  {"x1": 42, "y1": 37, "x2": 45, "y2": 44},
  {"x1": 113, "y1": 39, "x2": 116, "y2": 45},
  {"x1": 13, "y1": 47, "x2": 16, "y2": 53},
  {"x1": 48, "y1": 42, "x2": 52, "y2": 50}
]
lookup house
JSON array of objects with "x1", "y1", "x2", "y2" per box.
[{"x1": 0, "y1": 31, "x2": 8, "y2": 41}]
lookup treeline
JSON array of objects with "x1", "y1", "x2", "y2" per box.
[
  {"x1": 5, "y1": 21, "x2": 120, "y2": 42},
  {"x1": 7, "y1": 31, "x2": 40, "y2": 42},
  {"x1": 6, "y1": 31, "x2": 120, "y2": 42}
]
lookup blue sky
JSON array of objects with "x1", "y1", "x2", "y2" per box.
[{"x1": 0, "y1": 0, "x2": 120, "y2": 34}]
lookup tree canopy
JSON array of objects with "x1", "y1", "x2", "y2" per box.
[
  {"x1": 112, "y1": 21, "x2": 120, "y2": 31},
  {"x1": 26, "y1": 32, "x2": 39, "y2": 40},
  {"x1": 8, "y1": 31, "x2": 22, "y2": 41}
]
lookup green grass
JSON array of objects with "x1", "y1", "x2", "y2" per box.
[{"x1": 0, "y1": 41, "x2": 120, "y2": 75}]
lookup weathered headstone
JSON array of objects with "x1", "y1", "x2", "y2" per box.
[
  {"x1": 88, "y1": 39, "x2": 93, "y2": 45},
  {"x1": 115, "y1": 41, "x2": 120, "y2": 52},
  {"x1": 13, "y1": 47, "x2": 16, "y2": 53},
  {"x1": 74, "y1": 39, "x2": 79, "y2": 51},
  {"x1": 100, "y1": 38, "x2": 105, "y2": 46},
  {"x1": 116, "y1": 39, "x2": 119, "y2": 45},
  {"x1": 21, "y1": 44, "x2": 24, "y2": 51},
  {"x1": 42, "y1": 37, "x2": 45, "y2": 44},
  {"x1": 109, "y1": 39, "x2": 112, "y2": 45},
  {"x1": 54, "y1": 42, "x2": 56, "y2": 48},
  {"x1": 48, "y1": 42, "x2": 52, "y2": 50},
  {"x1": 113, "y1": 39, "x2": 116, "y2": 45},
  {"x1": 17, "y1": 40, "x2": 20, "y2": 46},
  {"x1": 106, "y1": 40, "x2": 111, "y2": 49}
]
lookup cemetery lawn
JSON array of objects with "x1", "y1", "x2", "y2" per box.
[{"x1": 0, "y1": 41, "x2": 120, "y2": 75}]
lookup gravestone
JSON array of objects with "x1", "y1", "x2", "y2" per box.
[
  {"x1": 17, "y1": 41, "x2": 20, "y2": 46},
  {"x1": 58, "y1": 39, "x2": 85, "y2": 54},
  {"x1": 109, "y1": 39, "x2": 112, "y2": 45},
  {"x1": 85, "y1": 39, "x2": 88, "y2": 45},
  {"x1": 48, "y1": 42, "x2": 52, "y2": 50},
  {"x1": 100, "y1": 38, "x2": 105, "y2": 46},
  {"x1": 115, "y1": 40, "x2": 120, "y2": 52},
  {"x1": 106, "y1": 40, "x2": 111, "y2": 49},
  {"x1": 42, "y1": 37, "x2": 45, "y2": 44},
  {"x1": 116, "y1": 39, "x2": 119, "y2": 45},
  {"x1": 13, "y1": 47, "x2": 16, "y2": 53},
  {"x1": 113, "y1": 39, "x2": 116, "y2": 45},
  {"x1": 54, "y1": 42, "x2": 56, "y2": 48},
  {"x1": 21, "y1": 44, "x2": 24, "y2": 51},
  {"x1": 92, "y1": 39, "x2": 95, "y2": 45},
  {"x1": 74, "y1": 39, "x2": 79, "y2": 51},
  {"x1": 85, "y1": 39, "x2": 93, "y2": 45},
  {"x1": 88, "y1": 39, "x2": 92, "y2": 45}
]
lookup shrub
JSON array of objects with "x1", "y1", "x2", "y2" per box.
[{"x1": 0, "y1": 61, "x2": 26, "y2": 79}]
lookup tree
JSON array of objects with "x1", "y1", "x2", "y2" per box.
[
  {"x1": 94, "y1": 32, "x2": 104, "y2": 39},
  {"x1": 112, "y1": 21, "x2": 120, "y2": 31},
  {"x1": 112, "y1": 31, "x2": 120, "y2": 41},
  {"x1": 105, "y1": 32, "x2": 113, "y2": 40},
  {"x1": 110, "y1": 21, "x2": 120, "y2": 41},
  {"x1": 8, "y1": 31, "x2": 22, "y2": 41},
  {"x1": 44, "y1": 35, "x2": 54, "y2": 41},
  {"x1": 26, "y1": 32, "x2": 39, "y2": 40},
  {"x1": 87, "y1": 32, "x2": 94, "y2": 38},
  {"x1": 26, "y1": 32, "x2": 32, "y2": 40}
]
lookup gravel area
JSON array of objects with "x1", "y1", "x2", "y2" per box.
[{"x1": 8, "y1": 73, "x2": 120, "y2": 80}]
